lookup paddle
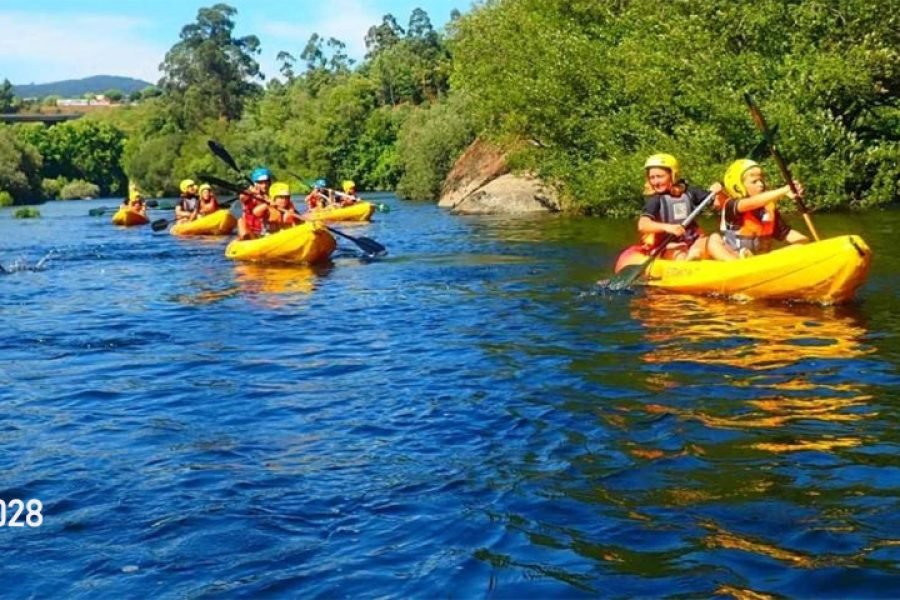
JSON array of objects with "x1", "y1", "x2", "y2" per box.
[
  {"x1": 607, "y1": 192, "x2": 716, "y2": 291},
  {"x1": 206, "y1": 141, "x2": 387, "y2": 256},
  {"x1": 89, "y1": 206, "x2": 118, "y2": 216},
  {"x1": 744, "y1": 93, "x2": 820, "y2": 241},
  {"x1": 150, "y1": 196, "x2": 238, "y2": 232}
]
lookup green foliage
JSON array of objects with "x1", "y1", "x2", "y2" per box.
[
  {"x1": 104, "y1": 89, "x2": 124, "y2": 103},
  {"x1": 1, "y1": 79, "x2": 15, "y2": 113},
  {"x1": 159, "y1": 3, "x2": 263, "y2": 128},
  {"x1": 15, "y1": 119, "x2": 126, "y2": 196},
  {"x1": 0, "y1": 191, "x2": 13, "y2": 206},
  {"x1": 450, "y1": 0, "x2": 900, "y2": 213},
  {"x1": 0, "y1": 126, "x2": 42, "y2": 201},
  {"x1": 396, "y1": 97, "x2": 476, "y2": 200},
  {"x1": 13, "y1": 207, "x2": 41, "y2": 218},
  {"x1": 124, "y1": 133, "x2": 185, "y2": 195},
  {"x1": 42, "y1": 176, "x2": 67, "y2": 199},
  {"x1": 59, "y1": 180, "x2": 100, "y2": 200}
]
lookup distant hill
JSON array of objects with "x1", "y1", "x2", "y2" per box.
[{"x1": 13, "y1": 75, "x2": 155, "y2": 99}]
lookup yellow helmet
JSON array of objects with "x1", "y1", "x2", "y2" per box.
[
  {"x1": 643, "y1": 153, "x2": 680, "y2": 182},
  {"x1": 724, "y1": 159, "x2": 760, "y2": 199},
  {"x1": 179, "y1": 179, "x2": 196, "y2": 193},
  {"x1": 269, "y1": 182, "x2": 291, "y2": 198},
  {"x1": 129, "y1": 190, "x2": 142, "y2": 202},
  {"x1": 198, "y1": 183, "x2": 211, "y2": 193},
  {"x1": 342, "y1": 180, "x2": 356, "y2": 194}
]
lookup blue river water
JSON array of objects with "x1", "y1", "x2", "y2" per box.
[{"x1": 1, "y1": 197, "x2": 898, "y2": 598}]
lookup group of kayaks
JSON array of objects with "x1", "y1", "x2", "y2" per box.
[
  {"x1": 110, "y1": 200, "x2": 378, "y2": 265},
  {"x1": 112, "y1": 199, "x2": 871, "y2": 305}
]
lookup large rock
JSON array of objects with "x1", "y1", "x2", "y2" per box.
[
  {"x1": 439, "y1": 138, "x2": 560, "y2": 215},
  {"x1": 450, "y1": 173, "x2": 560, "y2": 215},
  {"x1": 439, "y1": 139, "x2": 508, "y2": 210}
]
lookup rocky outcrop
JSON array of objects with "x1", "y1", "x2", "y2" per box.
[
  {"x1": 449, "y1": 173, "x2": 560, "y2": 214},
  {"x1": 439, "y1": 139, "x2": 560, "y2": 215}
]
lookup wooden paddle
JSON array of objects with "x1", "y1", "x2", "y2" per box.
[
  {"x1": 607, "y1": 192, "x2": 716, "y2": 290},
  {"x1": 744, "y1": 93, "x2": 820, "y2": 241},
  {"x1": 205, "y1": 141, "x2": 387, "y2": 257}
]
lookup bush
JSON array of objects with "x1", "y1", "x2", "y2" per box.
[
  {"x1": 60, "y1": 180, "x2": 100, "y2": 200},
  {"x1": 395, "y1": 98, "x2": 476, "y2": 200},
  {"x1": 0, "y1": 191, "x2": 13, "y2": 206},
  {"x1": 42, "y1": 177, "x2": 67, "y2": 199},
  {"x1": 14, "y1": 207, "x2": 40, "y2": 218}
]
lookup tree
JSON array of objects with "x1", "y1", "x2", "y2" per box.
[
  {"x1": 16, "y1": 119, "x2": 126, "y2": 196},
  {"x1": 365, "y1": 14, "x2": 405, "y2": 59},
  {"x1": 0, "y1": 127, "x2": 42, "y2": 201},
  {"x1": 103, "y1": 89, "x2": 124, "y2": 103},
  {"x1": 1, "y1": 79, "x2": 16, "y2": 113},
  {"x1": 159, "y1": 3, "x2": 263, "y2": 128}
]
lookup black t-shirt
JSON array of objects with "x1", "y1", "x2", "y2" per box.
[{"x1": 723, "y1": 198, "x2": 791, "y2": 240}]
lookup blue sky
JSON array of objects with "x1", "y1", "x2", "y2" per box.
[{"x1": 0, "y1": 0, "x2": 468, "y2": 85}]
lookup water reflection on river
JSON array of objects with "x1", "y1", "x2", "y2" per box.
[{"x1": 0, "y1": 199, "x2": 898, "y2": 598}]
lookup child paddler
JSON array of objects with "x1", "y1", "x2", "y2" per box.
[{"x1": 637, "y1": 153, "x2": 733, "y2": 261}]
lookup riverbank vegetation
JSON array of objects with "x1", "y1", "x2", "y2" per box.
[{"x1": 1, "y1": 0, "x2": 896, "y2": 212}]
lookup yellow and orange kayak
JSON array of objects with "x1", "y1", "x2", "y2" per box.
[
  {"x1": 111, "y1": 208, "x2": 149, "y2": 226},
  {"x1": 301, "y1": 201, "x2": 375, "y2": 223},
  {"x1": 225, "y1": 221, "x2": 336, "y2": 265},
  {"x1": 170, "y1": 209, "x2": 237, "y2": 236},
  {"x1": 613, "y1": 235, "x2": 871, "y2": 304}
]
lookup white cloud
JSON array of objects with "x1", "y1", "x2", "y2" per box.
[{"x1": 0, "y1": 11, "x2": 165, "y2": 84}]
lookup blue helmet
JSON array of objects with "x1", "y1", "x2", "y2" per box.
[
  {"x1": 314, "y1": 178, "x2": 327, "y2": 189},
  {"x1": 251, "y1": 167, "x2": 272, "y2": 183}
]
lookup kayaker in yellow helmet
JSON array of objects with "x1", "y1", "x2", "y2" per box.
[
  {"x1": 337, "y1": 180, "x2": 359, "y2": 207},
  {"x1": 197, "y1": 183, "x2": 220, "y2": 216},
  {"x1": 267, "y1": 182, "x2": 302, "y2": 233},
  {"x1": 719, "y1": 159, "x2": 809, "y2": 257},
  {"x1": 637, "y1": 153, "x2": 732, "y2": 261},
  {"x1": 176, "y1": 179, "x2": 199, "y2": 222},
  {"x1": 127, "y1": 189, "x2": 147, "y2": 217}
]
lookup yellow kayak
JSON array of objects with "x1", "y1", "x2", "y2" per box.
[
  {"x1": 302, "y1": 201, "x2": 375, "y2": 222},
  {"x1": 613, "y1": 235, "x2": 871, "y2": 304},
  {"x1": 225, "y1": 221, "x2": 336, "y2": 264},
  {"x1": 170, "y1": 209, "x2": 237, "y2": 236},
  {"x1": 111, "y1": 208, "x2": 149, "y2": 226}
]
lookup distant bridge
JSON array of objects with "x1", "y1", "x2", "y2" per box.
[{"x1": 0, "y1": 113, "x2": 84, "y2": 125}]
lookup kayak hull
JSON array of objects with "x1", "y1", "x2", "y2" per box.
[
  {"x1": 613, "y1": 235, "x2": 871, "y2": 304},
  {"x1": 111, "y1": 208, "x2": 149, "y2": 226},
  {"x1": 302, "y1": 202, "x2": 375, "y2": 222},
  {"x1": 225, "y1": 221, "x2": 336, "y2": 265},
  {"x1": 170, "y1": 209, "x2": 237, "y2": 236}
]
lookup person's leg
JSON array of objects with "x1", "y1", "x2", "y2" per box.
[{"x1": 706, "y1": 233, "x2": 739, "y2": 261}]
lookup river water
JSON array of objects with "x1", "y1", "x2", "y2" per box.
[{"x1": 1, "y1": 197, "x2": 898, "y2": 598}]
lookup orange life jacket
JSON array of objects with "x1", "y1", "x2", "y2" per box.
[{"x1": 721, "y1": 201, "x2": 777, "y2": 252}]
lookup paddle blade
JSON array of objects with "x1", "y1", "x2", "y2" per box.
[
  {"x1": 145, "y1": 199, "x2": 159, "y2": 208},
  {"x1": 354, "y1": 236, "x2": 387, "y2": 257},
  {"x1": 375, "y1": 203, "x2": 390, "y2": 213},
  {"x1": 208, "y1": 140, "x2": 241, "y2": 174},
  {"x1": 203, "y1": 174, "x2": 243, "y2": 194},
  {"x1": 606, "y1": 263, "x2": 647, "y2": 291},
  {"x1": 88, "y1": 207, "x2": 109, "y2": 216},
  {"x1": 325, "y1": 226, "x2": 387, "y2": 257},
  {"x1": 151, "y1": 218, "x2": 170, "y2": 232}
]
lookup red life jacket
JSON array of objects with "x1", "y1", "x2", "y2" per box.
[{"x1": 242, "y1": 198, "x2": 266, "y2": 234}]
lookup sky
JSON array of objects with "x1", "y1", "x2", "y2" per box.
[{"x1": 0, "y1": 0, "x2": 468, "y2": 86}]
